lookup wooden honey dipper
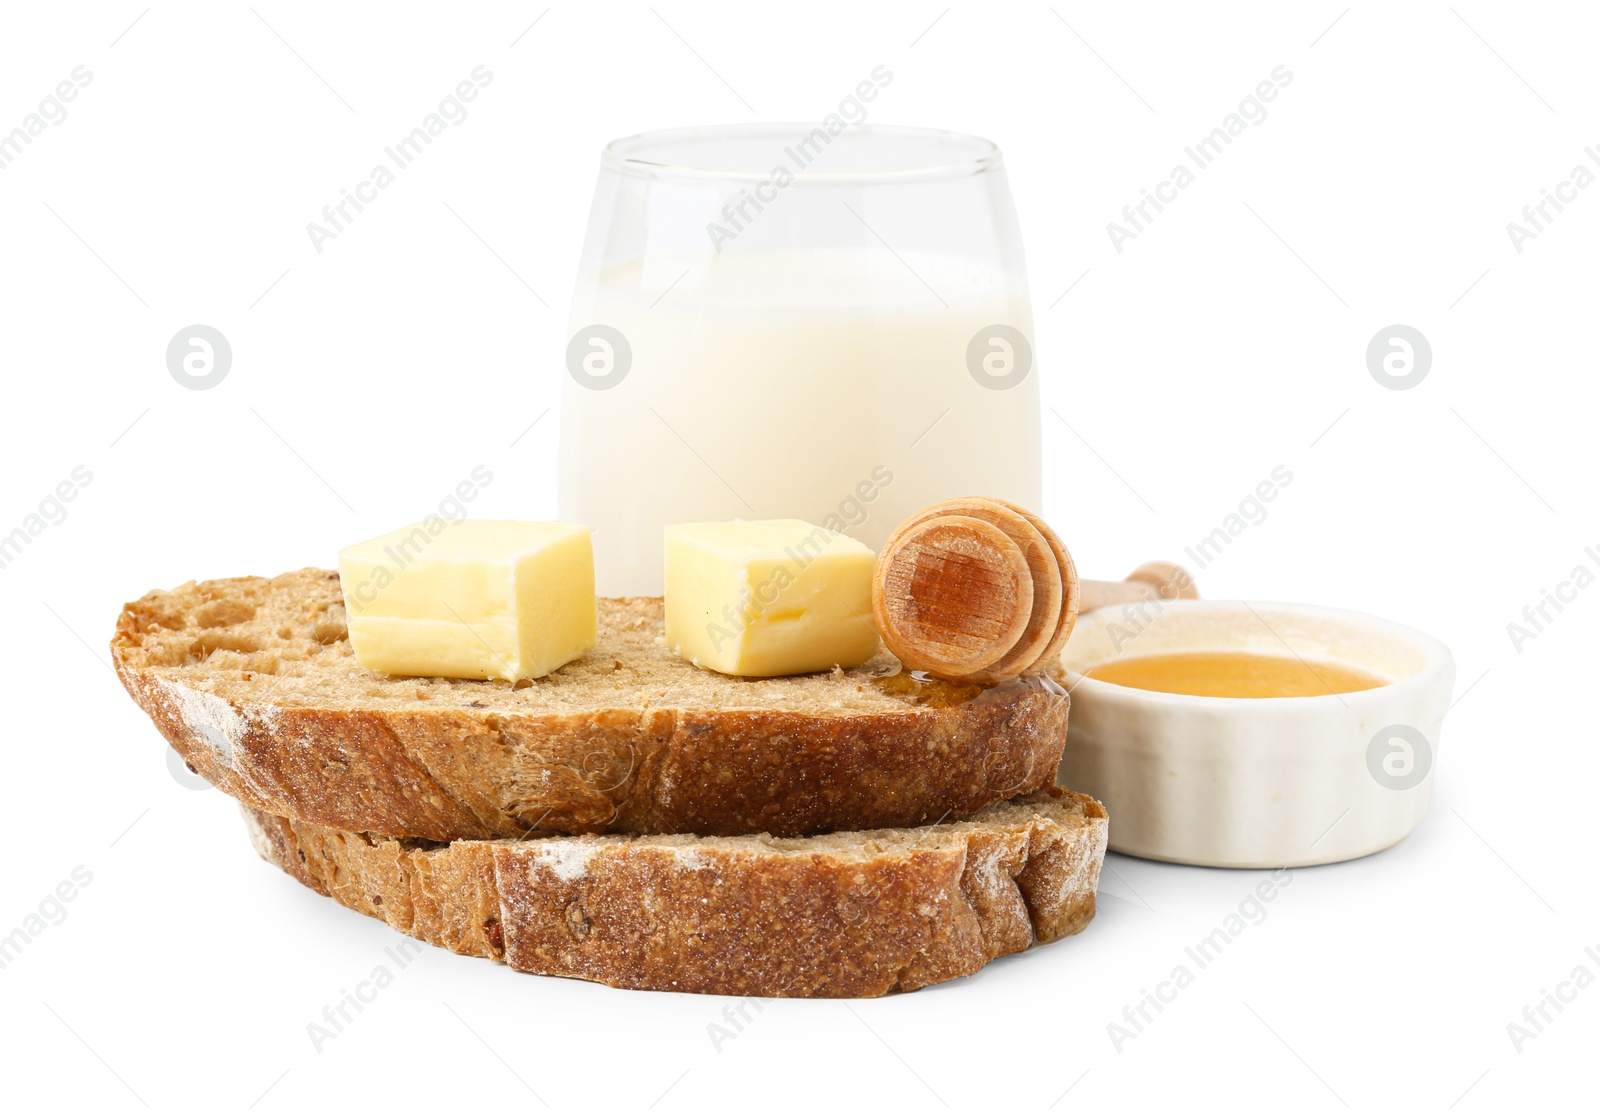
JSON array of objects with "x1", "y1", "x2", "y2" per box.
[
  {"x1": 1079, "y1": 560, "x2": 1199, "y2": 614},
  {"x1": 872, "y1": 499, "x2": 1196, "y2": 683}
]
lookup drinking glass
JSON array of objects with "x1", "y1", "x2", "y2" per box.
[{"x1": 559, "y1": 124, "x2": 1041, "y2": 596}]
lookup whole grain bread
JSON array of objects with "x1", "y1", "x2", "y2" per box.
[
  {"x1": 244, "y1": 786, "x2": 1107, "y2": 997},
  {"x1": 114, "y1": 570, "x2": 1070, "y2": 842}
]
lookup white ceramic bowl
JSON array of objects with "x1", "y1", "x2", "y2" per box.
[{"x1": 1057, "y1": 600, "x2": 1454, "y2": 868}]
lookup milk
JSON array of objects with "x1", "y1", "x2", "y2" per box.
[{"x1": 559, "y1": 247, "x2": 1041, "y2": 596}]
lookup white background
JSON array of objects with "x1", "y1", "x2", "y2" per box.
[{"x1": 0, "y1": 2, "x2": 1594, "y2": 1112}]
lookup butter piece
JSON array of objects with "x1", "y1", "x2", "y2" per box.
[
  {"x1": 664, "y1": 519, "x2": 879, "y2": 676},
  {"x1": 339, "y1": 520, "x2": 596, "y2": 682}
]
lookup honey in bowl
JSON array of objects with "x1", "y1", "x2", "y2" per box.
[{"x1": 1085, "y1": 650, "x2": 1387, "y2": 699}]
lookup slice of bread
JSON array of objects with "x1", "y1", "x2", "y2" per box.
[
  {"x1": 114, "y1": 570, "x2": 1070, "y2": 842},
  {"x1": 244, "y1": 786, "x2": 1107, "y2": 997}
]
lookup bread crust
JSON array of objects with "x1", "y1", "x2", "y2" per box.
[
  {"x1": 114, "y1": 570, "x2": 1070, "y2": 842},
  {"x1": 243, "y1": 787, "x2": 1108, "y2": 997}
]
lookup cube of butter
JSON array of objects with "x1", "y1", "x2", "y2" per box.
[
  {"x1": 664, "y1": 519, "x2": 879, "y2": 677},
  {"x1": 338, "y1": 520, "x2": 596, "y2": 682}
]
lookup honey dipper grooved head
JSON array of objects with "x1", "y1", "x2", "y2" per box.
[
  {"x1": 872, "y1": 514, "x2": 1033, "y2": 678},
  {"x1": 981, "y1": 497, "x2": 1080, "y2": 677},
  {"x1": 887, "y1": 497, "x2": 1064, "y2": 683}
]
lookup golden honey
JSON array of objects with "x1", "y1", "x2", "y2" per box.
[{"x1": 1085, "y1": 650, "x2": 1386, "y2": 699}]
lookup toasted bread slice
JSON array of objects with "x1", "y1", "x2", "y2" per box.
[
  {"x1": 244, "y1": 787, "x2": 1106, "y2": 997},
  {"x1": 114, "y1": 570, "x2": 1070, "y2": 842}
]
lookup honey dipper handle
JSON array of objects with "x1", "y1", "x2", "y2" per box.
[{"x1": 1079, "y1": 561, "x2": 1199, "y2": 614}]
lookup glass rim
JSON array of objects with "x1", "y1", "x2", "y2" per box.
[{"x1": 601, "y1": 124, "x2": 1002, "y2": 184}]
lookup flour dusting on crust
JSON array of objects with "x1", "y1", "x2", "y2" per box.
[
  {"x1": 534, "y1": 838, "x2": 600, "y2": 881},
  {"x1": 156, "y1": 678, "x2": 248, "y2": 770}
]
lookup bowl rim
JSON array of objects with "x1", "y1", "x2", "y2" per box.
[{"x1": 1060, "y1": 599, "x2": 1455, "y2": 709}]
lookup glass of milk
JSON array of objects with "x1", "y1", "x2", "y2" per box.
[{"x1": 560, "y1": 124, "x2": 1042, "y2": 596}]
